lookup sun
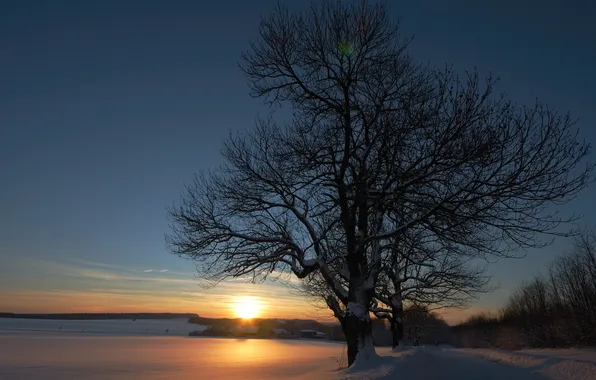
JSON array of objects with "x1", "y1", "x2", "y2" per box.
[{"x1": 234, "y1": 296, "x2": 261, "y2": 319}]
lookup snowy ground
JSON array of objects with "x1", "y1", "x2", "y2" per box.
[
  {"x1": 451, "y1": 347, "x2": 596, "y2": 380},
  {"x1": 340, "y1": 346, "x2": 596, "y2": 380},
  {"x1": 1, "y1": 319, "x2": 595, "y2": 379},
  {"x1": 0, "y1": 317, "x2": 207, "y2": 336}
]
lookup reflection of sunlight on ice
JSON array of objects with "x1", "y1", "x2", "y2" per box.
[
  {"x1": 0, "y1": 333, "x2": 346, "y2": 380},
  {"x1": 224, "y1": 339, "x2": 292, "y2": 366}
]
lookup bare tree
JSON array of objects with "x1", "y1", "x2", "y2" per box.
[
  {"x1": 401, "y1": 304, "x2": 449, "y2": 346},
  {"x1": 298, "y1": 267, "x2": 348, "y2": 330},
  {"x1": 300, "y1": 226, "x2": 491, "y2": 348},
  {"x1": 167, "y1": 0, "x2": 592, "y2": 366},
  {"x1": 371, "y1": 227, "x2": 492, "y2": 347}
]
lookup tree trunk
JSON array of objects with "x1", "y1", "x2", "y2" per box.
[
  {"x1": 343, "y1": 238, "x2": 377, "y2": 367},
  {"x1": 390, "y1": 314, "x2": 404, "y2": 348},
  {"x1": 345, "y1": 304, "x2": 376, "y2": 367},
  {"x1": 344, "y1": 301, "x2": 376, "y2": 367},
  {"x1": 390, "y1": 295, "x2": 404, "y2": 348}
]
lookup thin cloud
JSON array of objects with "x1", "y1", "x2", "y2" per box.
[
  {"x1": 2, "y1": 256, "x2": 346, "y2": 319},
  {"x1": 68, "y1": 258, "x2": 131, "y2": 272}
]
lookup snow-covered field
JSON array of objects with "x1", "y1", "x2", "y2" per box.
[
  {"x1": 0, "y1": 317, "x2": 206, "y2": 336},
  {"x1": 1, "y1": 319, "x2": 595, "y2": 379}
]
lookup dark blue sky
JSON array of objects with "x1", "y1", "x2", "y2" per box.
[{"x1": 1, "y1": 0, "x2": 594, "y2": 321}]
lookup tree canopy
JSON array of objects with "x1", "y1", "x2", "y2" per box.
[{"x1": 167, "y1": 0, "x2": 592, "y2": 366}]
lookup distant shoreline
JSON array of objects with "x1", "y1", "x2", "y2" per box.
[
  {"x1": 0, "y1": 328, "x2": 176, "y2": 336},
  {"x1": 0, "y1": 313, "x2": 198, "y2": 320}
]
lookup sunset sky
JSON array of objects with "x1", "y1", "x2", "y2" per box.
[{"x1": 1, "y1": 0, "x2": 594, "y2": 326}]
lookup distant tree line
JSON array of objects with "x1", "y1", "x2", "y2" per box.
[
  {"x1": 188, "y1": 317, "x2": 347, "y2": 341},
  {"x1": 187, "y1": 313, "x2": 450, "y2": 346},
  {"x1": 452, "y1": 229, "x2": 596, "y2": 349},
  {"x1": 0, "y1": 313, "x2": 199, "y2": 320}
]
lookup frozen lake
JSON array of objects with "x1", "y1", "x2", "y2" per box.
[
  {"x1": 0, "y1": 319, "x2": 346, "y2": 380},
  {"x1": 4, "y1": 319, "x2": 592, "y2": 380},
  {"x1": 0, "y1": 317, "x2": 205, "y2": 336}
]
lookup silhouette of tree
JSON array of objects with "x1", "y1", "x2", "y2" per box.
[
  {"x1": 300, "y1": 226, "x2": 491, "y2": 348},
  {"x1": 371, "y1": 226, "x2": 491, "y2": 348},
  {"x1": 167, "y1": 0, "x2": 592, "y2": 366}
]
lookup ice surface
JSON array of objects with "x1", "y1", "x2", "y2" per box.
[
  {"x1": 0, "y1": 317, "x2": 207, "y2": 336},
  {"x1": 0, "y1": 329, "x2": 345, "y2": 380},
  {"x1": 346, "y1": 301, "x2": 367, "y2": 318},
  {"x1": 1, "y1": 320, "x2": 595, "y2": 379}
]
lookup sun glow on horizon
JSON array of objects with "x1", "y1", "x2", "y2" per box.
[{"x1": 234, "y1": 296, "x2": 261, "y2": 319}]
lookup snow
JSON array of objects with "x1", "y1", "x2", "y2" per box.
[
  {"x1": 339, "y1": 346, "x2": 596, "y2": 380},
  {"x1": 351, "y1": 333, "x2": 380, "y2": 367},
  {"x1": 0, "y1": 317, "x2": 207, "y2": 336},
  {"x1": 454, "y1": 347, "x2": 596, "y2": 380},
  {"x1": 346, "y1": 302, "x2": 367, "y2": 319},
  {"x1": 1, "y1": 320, "x2": 595, "y2": 379}
]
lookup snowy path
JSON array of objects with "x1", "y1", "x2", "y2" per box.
[
  {"x1": 340, "y1": 346, "x2": 596, "y2": 380},
  {"x1": 453, "y1": 347, "x2": 596, "y2": 380},
  {"x1": 340, "y1": 347, "x2": 548, "y2": 380}
]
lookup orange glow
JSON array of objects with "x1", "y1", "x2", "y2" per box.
[
  {"x1": 233, "y1": 296, "x2": 261, "y2": 319},
  {"x1": 0, "y1": 288, "x2": 331, "y2": 320},
  {"x1": 0, "y1": 289, "x2": 479, "y2": 324}
]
